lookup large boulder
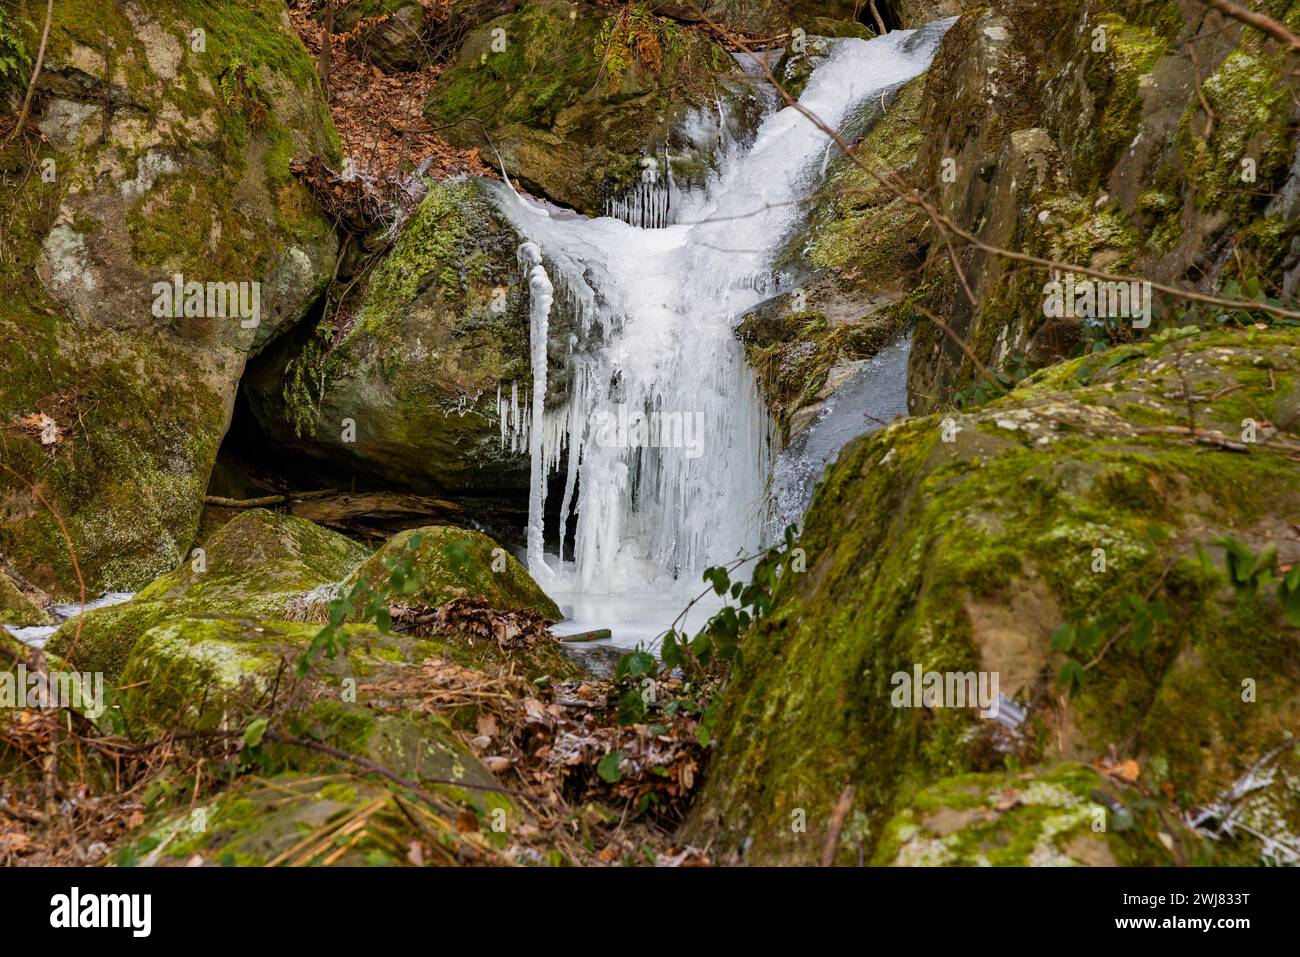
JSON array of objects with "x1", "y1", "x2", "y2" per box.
[
  {"x1": 47, "y1": 510, "x2": 575, "y2": 682},
  {"x1": 340, "y1": 525, "x2": 562, "y2": 620},
  {"x1": 46, "y1": 508, "x2": 369, "y2": 678},
  {"x1": 903, "y1": 0, "x2": 1300, "y2": 412},
  {"x1": 423, "y1": 0, "x2": 757, "y2": 214},
  {"x1": 0, "y1": 0, "x2": 340, "y2": 598},
  {"x1": 690, "y1": 326, "x2": 1300, "y2": 864},
  {"x1": 243, "y1": 178, "x2": 539, "y2": 496},
  {"x1": 109, "y1": 615, "x2": 532, "y2": 865}
]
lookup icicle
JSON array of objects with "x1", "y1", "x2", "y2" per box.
[{"x1": 519, "y1": 241, "x2": 553, "y2": 583}]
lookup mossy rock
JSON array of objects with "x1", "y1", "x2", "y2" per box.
[
  {"x1": 424, "y1": 0, "x2": 751, "y2": 214},
  {"x1": 652, "y1": 0, "x2": 867, "y2": 34},
  {"x1": 0, "y1": 0, "x2": 339, "y2": 598},
  {"x1": 0, "y1": 564, "x2": 52, "y2": 626},
  {"x1": 691, "y1": 327, "x2": 1300, "y2": 864},
  {"x1": 243, "y1": 178, "x2": 542, "y2": 496},
  {"x1": 872, "y1": 763, "x2": 1204, "y2": 866},
  {"x1": 46, "y1": 509, "x2": 368, "y2": 679},
  {"x1": 342, "y1": 525, "x2": 562, "y2": 620},
  {"x1": 114, "y1": 766, "x2": 531, "y2": 867},
  {"x1": 114, "y1": 613, "x2": 477, "y2": 738},
  {"x1": 904, "y1": 0, "x2": 1300, "y2": 412}
]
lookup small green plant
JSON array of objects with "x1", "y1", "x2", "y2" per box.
[
  {"x1": 611, "y1": 525, "x2": 802, "y2": 742},
  {"x1": 218, "y1": 55, "x2": 270, "y2": 129},
  {"x1": 1198, "y1": 536, "x2": 1300, "y2": 625},
  {"x1": 1051, "y1": 592, "x2": 1170, "y2": 697},
  {"x1": 0, "y1": 8, "x2": 32, "y2": 92},
  {"x1": 952, "y1": 353, "x2": 1035, "y2": 408},
  {"x1": 1165, "y1": 276, "x2": 1297, "y2": 331},
  {"x1": 296, "y1": 531, "x2": 425, "y2": 677},
  {"x1": 593, "y1": 3, "x2": 662, "y2": 96}
]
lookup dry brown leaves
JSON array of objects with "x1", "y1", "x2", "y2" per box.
[
  {"x1": 370, "y1": 653, "x2": 708, "y2": 827},
  {"x1": 12, "y1": 412, "x2": 61, "y2": 447},
  {"x1": 391, "y1": 597, "x2": 554, "y2": 650},
  {"x1": 288, "y1": 1, "x2": 489, "y2": 184},
  {"x1": 289, "y1": 154, "x2": 393, "y2": 233}
]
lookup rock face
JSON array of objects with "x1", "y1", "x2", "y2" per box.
[
  {"x1": 903, "y1": 0, "x2": 1300, "y2": 412},
  {"x1": 691, "y1": 326, "x2": 1300, "y2": 865},
  {"x1": 423, "y1": 0, "x2": 756, "y2": 214},
  {"x1": 872, "y1": 764, "x2": 1201, "y2": 866},
  {"x1": 652, "y1": 0, "x2": 868, "y2": 34},
  {"x1": 0, "y1": 0, "x2": 339, "y2": 597},
  {"x1": 341, "y1": 0, "x2": 437, "y2": 71},
  {"x1": 243, "y1": 178, "x2": 540, "y2": 495}
]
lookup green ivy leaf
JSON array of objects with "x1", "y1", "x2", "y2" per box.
[{"x1": 597, "y1": 750, "x2": 625, "y2": 783}]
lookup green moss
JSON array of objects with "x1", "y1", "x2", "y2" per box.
[
  {"x1": 872, "y1": 763, "x2": 1198, "y2": 866},
  {"x1": 691, "y1": 327, "x2": 1300, "y2": 864},
  {"x1": 46, "y1": 510, "x2": 368, "y2": 678},
  {"x1": 795, "y1": 76, "x2": 927, "y2": 277},
  {"x1": 1079, "y1": 13, "x2": 1169, "y2": 192},
  {"x1": 424, "y1": 0, "x2": 742, "y2": 212},
  {"x1": 0, "y1": 0, "x2": 339, "y2": 599},
  {"x1": 345, "y1": 525, "x2": 561, "y2": 620},
  {"x1": 1178, "y1": 46, "x2": 1293, "y2": 219},
  {"x1": 0, "y1": 566, "x2": 51, "y2": 626}
]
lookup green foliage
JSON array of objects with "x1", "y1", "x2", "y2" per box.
[
  {"x1": 296, "y1": 532, "x2": 425, "y2": 677},
  {"x1": 1055, "y1": 533, "x2": 1298, "y2": 694},
  {"x1": 1167, "y1": 276, "x2": 1298, "y2": 331},
  {"x1": 0, "y1": 7, "x2": 31, "y2": 91},
  {"x1": 611, "y1": 525, "x2": 803, "y2": 737},
  {"x1": 1199, "y1": 535, "x2": 1300, "y2": 626},
  {"x1": 1051, "y1": 592, "x2": 1170, "y2": 697},
  {"x1": 217, "y1": 55, "x2": 270, "y2": 129},
  {"x1": 952, "y1": 353, "x2": 1035, "y2": 409},
  {"x1": 593, "y1": 3, "x2": 663, "y2": 96}
]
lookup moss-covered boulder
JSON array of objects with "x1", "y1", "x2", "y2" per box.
[
  {"x1": 46, "y1": 509, "x2": 368, "y2": 678},
  {"x1": 905, "y1": 0, "x2": 1300, "y2": 412},
  {"x1": 872, "y1": 764, "x2": 1203, "y2": 866},
  {"x1": 691, "y1": 326, "x2": 1300, "y2": 864},
  {"x1": 341, "y1": 525, "x2": 562, "y2": 620},
  {"x1": 115, "y1": 769, "x2": 527, "y2": 867},
  {"x1": 0, "y1": 562, "x2": 52, "y2": 626},
  {"x1": 115, "y1": 615, "x2": 460, "y2": 736},
  {"x1": 244, "y1": 178, "x2": 539, "y2": 495},
  {"x1": 423, "y1": 1, "x2": 753, "y2": 214},
  {"x1": 0, "y1": 0, "x2": 340, "y2": 598}
]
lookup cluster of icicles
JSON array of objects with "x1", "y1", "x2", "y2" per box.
[{"x1": 489, "y1": 23, "x2": 955, "y2": 597}]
